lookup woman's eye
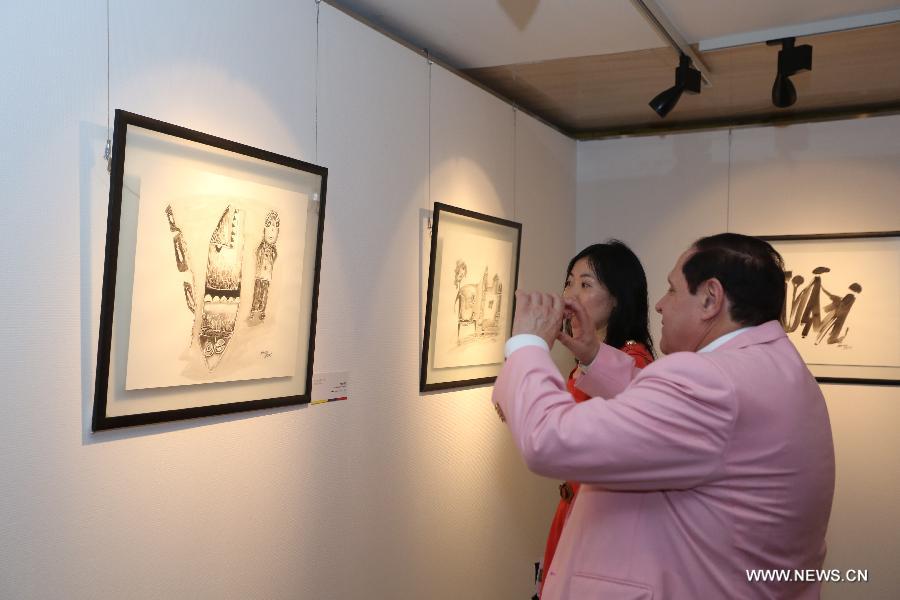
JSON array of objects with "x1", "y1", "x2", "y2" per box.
[{"x1": 582, "y1": 282, "x2": 591, "y2": 288}]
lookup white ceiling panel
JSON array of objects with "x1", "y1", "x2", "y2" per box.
[
  {"x1": 657, "y1": 0, "x2": 900, "y2": 43},
  {"x1": 328, "y1": 0, "x2": 667, "y2": 68}
]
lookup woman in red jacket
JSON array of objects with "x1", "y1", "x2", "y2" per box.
[{"x1": 539, "y1": 240, "x2": 655, "y2": 595}]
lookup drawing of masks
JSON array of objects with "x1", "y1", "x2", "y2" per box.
[
  {"x1": 248, "y1": 211, "x2": 280, "y2": 324},
  {"x1": 199, "y1": 205, "x2": 245, "y2": 370}
]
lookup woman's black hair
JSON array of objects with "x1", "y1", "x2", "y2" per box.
[{"x1": 566, "y1": 240, "x2": 655, "y2": 358}]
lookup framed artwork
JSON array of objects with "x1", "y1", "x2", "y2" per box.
[
  {"x1": 762, "y1": 231, "x2": 900, "y2": 386},
  {"x1": 421, "y1": 203, "x2": 522, "y2": 392},
  {"x1": 92, "y1": 110, "x2": 327, "y2": 430}
]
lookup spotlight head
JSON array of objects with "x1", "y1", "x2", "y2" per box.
[
  {"x1": 767, "y1": 37, "x2": 813, "y2": 108},
  {"x1": 772, "y1": 73, "x2": 797, "y2": 108},
  {"x1": 649, "y1": 54, "x2": 701, "y2": 118},
  {"x1": 649, "y1": 85, "x2": 683, "y2": 118}
]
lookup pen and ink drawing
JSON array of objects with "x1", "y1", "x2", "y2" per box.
[
  {"x1": 248, "y1": 211, "x2": 280, "y2": 325},
  {"x1": 199, "y1": 205, "x2": 245, "y2": 370},
  {"x1": 765, "y1": 232, "x2": 900, "y2": 384},
  {"x1": 165, "y1": 204, "x2": 197, "y2": 322},
  {"x1": 158, "y1": 203, "x2": 293, "y2": 379},
  {"x1": 124, "y1": 173, "x2": 310, "y2": 392},
  {"x1": 420, "y1": 203, "x2": 522, "y2": 391},
  {"x1": 432, "y1": 231, "x2": 513, "y2": 369},
  {"x1": 453, "y1": 261, "x2": 503, "y2": 340},
  {"x1": 93, "y1": 110, "x2": 328, "y2": 430},
  {"x1": 783, "y1": 266, "x2": 862, "y2": 346}
]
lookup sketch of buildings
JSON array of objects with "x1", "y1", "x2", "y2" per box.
[
  {"x1": 431, "y1": 232, "x2": 512, "y2": 369},
  {"x1": 453, "y1": 262, "x2": 503, "y2": 341},
  {"x1": 420, "y1": 203, "x2": 522, "y2": 391}
]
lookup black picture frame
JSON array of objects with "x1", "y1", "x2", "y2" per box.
[
  {"x1": 421, "y1": 202, "x2": 522, "y2": 392},
  {"x1": 92, "y1": 110, "x2": 328, "y2": 430},
  {"x1": 761, "y1": 230, "x2": 900, "y2": 386}
]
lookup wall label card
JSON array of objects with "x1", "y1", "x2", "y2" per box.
[{"x1": 311, "y1": 371, "x2": 350, "y2": 405}]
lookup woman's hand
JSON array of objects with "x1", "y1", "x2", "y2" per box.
[{"x1": 557, "y1": 297, "x2": 601, "y2": 365}]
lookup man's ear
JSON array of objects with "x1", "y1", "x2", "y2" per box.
[{"x1": 699, "y1": 278, "x2": 726, "y2": 320}]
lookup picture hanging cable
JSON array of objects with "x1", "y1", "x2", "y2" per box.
[
  {"x1": 104, "y1": 0, "x2": 111, "y2": 172},
  {"x1": 314, "y1": 0, "x2": 321, "y2": 162},
  {"x1": 511, "y1": 69, "x2": 518, "y2": 221},
  {"x1": 726, "y1": 128, "x2": 733, "y2": 232},
  {"x1": 427, "y1": 49, "x2": 432, "y2": 208},
  {"x1": 512, "y1": 107, "x2": 517, "y2": 220}
]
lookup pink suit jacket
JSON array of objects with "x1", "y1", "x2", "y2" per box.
[{"x1": 493, "y1": 321, "x2": 835, "y2": 599}]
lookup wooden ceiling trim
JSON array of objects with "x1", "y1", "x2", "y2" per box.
[
  {"x1": 465, "y1": 21, "x2": 900, "y2": 136},
  {"x1": 573, "y1": 101, "x2": 900, "y2": 140}
]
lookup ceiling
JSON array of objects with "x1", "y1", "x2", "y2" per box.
[{"x1": 326, "y1": 0, "x2": 900, "y2": 137}]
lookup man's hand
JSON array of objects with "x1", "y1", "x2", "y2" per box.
[
  {"x1": 512, "y1": 291, "x2": 565, "y2": 348},
  {"x1": 557, "y1": 297, "x2": 600, "y2": 365}
]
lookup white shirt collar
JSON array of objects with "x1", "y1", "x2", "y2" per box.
[{"x1": 698, "y1": 327, "x2": 752, "y2": 353}]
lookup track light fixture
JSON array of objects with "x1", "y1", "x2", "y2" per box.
[
  {"x1": 649, "y1": 54, "x2": 702, "y2": 118},
  {"x1": 767, "y1": 37, "x2": 813, "y2": 108}
]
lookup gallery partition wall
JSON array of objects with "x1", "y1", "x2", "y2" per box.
[{"x1": 2, "y1": 2, "x2": 574, "y2": 599}]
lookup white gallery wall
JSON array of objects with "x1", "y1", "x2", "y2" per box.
[
  {"x1": 4, "y1": 0, "x2": 894, "y2": 598},
  {"x1": 577, "y1": 115, "x2": 900, "y2": 599},
  {"x1": 0, "y1": 1, "x2": 574, "y2": 599}
]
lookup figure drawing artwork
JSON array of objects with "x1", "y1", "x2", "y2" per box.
[{"x1": 765, "y1": 232, "x2": 900, "y2": 385}]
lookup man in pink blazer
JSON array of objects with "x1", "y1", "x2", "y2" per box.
[{"x1": 494, "y1": 234, "x2": 835, "y2": 599}]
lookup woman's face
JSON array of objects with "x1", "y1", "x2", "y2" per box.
[{"x1": 563, "y1": 257, "x2": 617, "y2": 336}]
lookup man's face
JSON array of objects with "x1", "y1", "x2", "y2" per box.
[{"x1": 655, "y1": 249, "x2": 706, "y2": 354}]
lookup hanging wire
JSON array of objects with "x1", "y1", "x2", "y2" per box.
[
  {"x1": 726, "y1": 128, "x2": 733, "y2": 232},
  {"x1": 314, "y1": 0, "x2": 321, "y2": 163},
  {"x1": 725, "y1": 48, "x2": 734, "y2": 233},
  {"x1": 512, "y1": 107, "x2": 517, "y2": 220},
  {"x1": 427, "y1": 49, "x2": 432, "y2": 209},
  {"x1": 511, "y1": 67, "x2": 518, "y2": 220},
  {"x1": 104, "y1": 0, "x2": 111, "y2": 172}
]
